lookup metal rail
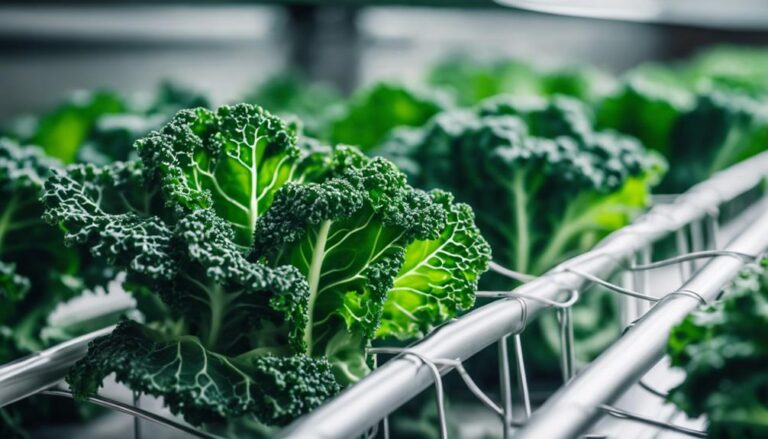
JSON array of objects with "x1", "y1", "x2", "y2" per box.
[
  {"x1": 514, "y1": 208, "x2": 768, "y2": 439},
  {"x1": 0, "y1": 326, "x2": 113, "y2": 407},
  {"x1": 277, "y1": 152, "x2": 768, "y2": 438}
]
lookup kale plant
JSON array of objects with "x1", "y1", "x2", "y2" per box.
[
  {"x1": 43, "y1": 103, "x2": 490, "y2": 426},
  {"x1": 668, "y1": 259, "x2": 768, "y2": 439},
  {"x1": 377, "y1": 96, "x2": 664, "y2": 368}
]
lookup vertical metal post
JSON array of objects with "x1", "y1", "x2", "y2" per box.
[
  {"x1": 382, "y1": 416, "x2": 390, "y2": 439},
  {"x1": 133, "y1": 392, "x2": 141, "y2": 439},
  {"x1": 557, "y1": 307, "x2": 575, "y2": 383},
  {"x1": 689, "y1": 219, "x2": 705, "y2": 270},
  {"x1": 284, "y1": 5, "x2": 361, "y2": 93},
  {"x1": 634, "y1": 246, "x2": 652, "y2": 315},
  {"x1": 498, "y1": 336, "x2": 514, "y2": 438},
  {"x1": 675, "y1": 227, "x2": 691, "y2": 282},
  {"x1": 706, "y1": 211, "x2": 720, "y2": 250},
  {"x1": 619, "y1": 254, "x2": 638, "y2": 327},
  {"x1": 513, "y1": 334, "x2": 532, "y2": 418}
]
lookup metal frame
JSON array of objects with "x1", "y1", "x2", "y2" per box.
[
  {"x1": 277, "y1": 151, "x2": 768, "y2": 438},
  {"x1": 0, "y1": 326, "x2": 113, "y2": 407},
  {"x1": 1, "y1": 152, "x2": 767, "y2": 438},
  {"x1": 515, "y1": 208, "x2": 768, "y2": 438}
]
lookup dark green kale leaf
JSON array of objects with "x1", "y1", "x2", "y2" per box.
[
  {"x1": 253, "y1": 146, "x2": 490, "y2": 383},
  {"x1": 376, "y1": 96, "x2": 663, "y2": 372},
  {"x1": 42, "y1": 104, "x2": 341, "y2": 427},
  {"x1": 668, "y1": 259, "x2": 768, "y2": 439},
  {"x1": 44, "y1": 102, "x2": 490, "y2": 426},
  {"x1": 68, "y1": 319, "x2": 339, "y2": 427},
  {"x1": 136, "y1": 104, "x2": 317, "y2": 248},
  {"x1": 43, "y1": 160, "x2": 339, "y2": 426},
  {"x1": 0, "y1": 139, "x2": 101, "y2": 354}
]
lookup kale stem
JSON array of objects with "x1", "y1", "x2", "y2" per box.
[
  {"x1": 0, "y1": 194, "x2": 19, "y2": 253},
  {"x1": 304, "y1": 220, "x2": 331, "y2": 356},
  {"x1": 511, "y1": 172, "x2": 530, "y2": 274},
  {"x1": 206, "y1": 285, "x2": 227, "y2": 350},
  {"x1": 533, "y1": 221, "x2": 577, "y2": 275}
]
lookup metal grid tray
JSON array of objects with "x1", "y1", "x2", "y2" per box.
[{"x1": 2, "y1": 152, "x2": 768, "y2": 439}]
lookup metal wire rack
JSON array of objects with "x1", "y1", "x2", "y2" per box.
[{"x1": 1, "y1": 152, "x2": 768, "y2": 439}]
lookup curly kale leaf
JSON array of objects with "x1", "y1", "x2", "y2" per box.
[
  {"x1": 329, "y1": 82, "x2": 449, "y2": 151},
  {"x1": 43, "y1": 162, "x2": 309, "y2": 355},
  {"x1": 137, "y1": 104, "x2": 318, "y2": 247},
  {"x1": 41, "y1": 161, "x2": 172, "y2": 281},
  {"x1": 254, "y1": 149, "x2": 448, "y2": 382},
  {"x1": 0, "y1": 139, "x2": 101, "y2": 354},
  {"x1": 667, "y1": 259, "x2": 768, "y2": 439},
  {"x1": 383, "y1": 97, "x2": 663, "y2": 275},
  {"x1": 0, "y1": 139, "x2": 52, "y2": 302},
  {"x1": 377, "y1": 190, "x2": 491, "y2": 340},
  {"x1": 377, "y1": 97, "x2": 662, "y2": 373},
  {"x1": 46, "y1": 102, "x2": 488, "y2": 425},
  {"x1": 43, "y1": 103, "x2": 344, "y2": 427},
  {"x1": 68, "y1": 319, "x2": 340, "y2": 427},
  {"x1": 45, "y1": 162, "x2": 331, "y2": 426}
]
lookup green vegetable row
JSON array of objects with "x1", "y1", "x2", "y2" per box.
[{"x1": 1, "y1": 45, "x2": 767, "y2": 437}]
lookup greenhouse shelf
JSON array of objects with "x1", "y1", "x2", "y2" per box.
[{"x1": 1, "y1": 152, "x2": 767, "y2": 439}]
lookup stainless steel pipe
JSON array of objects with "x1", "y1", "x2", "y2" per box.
[
  {"x1": 277, "y1": 154, "x2": 768, "y2": 438},
  {"x1": 514, "y1": 208, "x2": 768, "y2": 439},
  {"x1": 0, "y1": 326, "x2": 113, "y2": 407}
]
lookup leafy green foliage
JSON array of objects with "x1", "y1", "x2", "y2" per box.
[
  {"x1": 668, "y1": 259, "x2": 768, "y2": 439},
  {"x1": 683, "y1": 46, "x2": 768, "y2": 98},
  {"x1": 69, "y1": 319, "x2": 338, "y2": 426},
  {"x1": 254, "y1": 147, "x2": 489, "y2": 382},
  {"x1": 597, "y1": 49, "x2": 768, "y2": 192},
  {"x1": 43, "y1": 139, "x2": 337, "y2": 426},
  {"x1": 0, "y1": 138, "x2": 119, "y2": 438},
  {"x1": 377, "y1": 96, "x2": 662, "y2": 370},
  {"x1": 136, "y1": 104, "x2": 317, "y2": 248},
  {"x1": 43, "y1": 103, "x2": 489, "y2": 426},
  {"x1": 596, "y1": 71, "x2": 693, "y2": 159},
  {"x1": 666, "y1": 91, "x2": 768, "y2": 192},
  {"x1": 27, "y1": 91, "x2": 127, "y2": 163},
  {"x1": 427, "y1": 56, "x2": 614, "y2": 106},
  {"x1": 6, "y1": 82, "x2": 210, "y2": 167},
  {"x1": 0, "y1": 139, "x2": 97, "y2": 354},
  {"x1": 245, "y1": 72, "x2": 343, "y2": 139},
  {"x1": 381, "y1": 96, "x2": 663, "y2": 275},
  {"x1": 378, "y1": 190, "x2": 489, "y2": 340},
  {"x1": 329, "y1": 82, "x2": 449, "y2": 151}
]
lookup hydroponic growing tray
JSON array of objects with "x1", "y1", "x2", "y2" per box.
[{"x1": 2, "y1": 151, "x2": 767, "y2": 439}]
